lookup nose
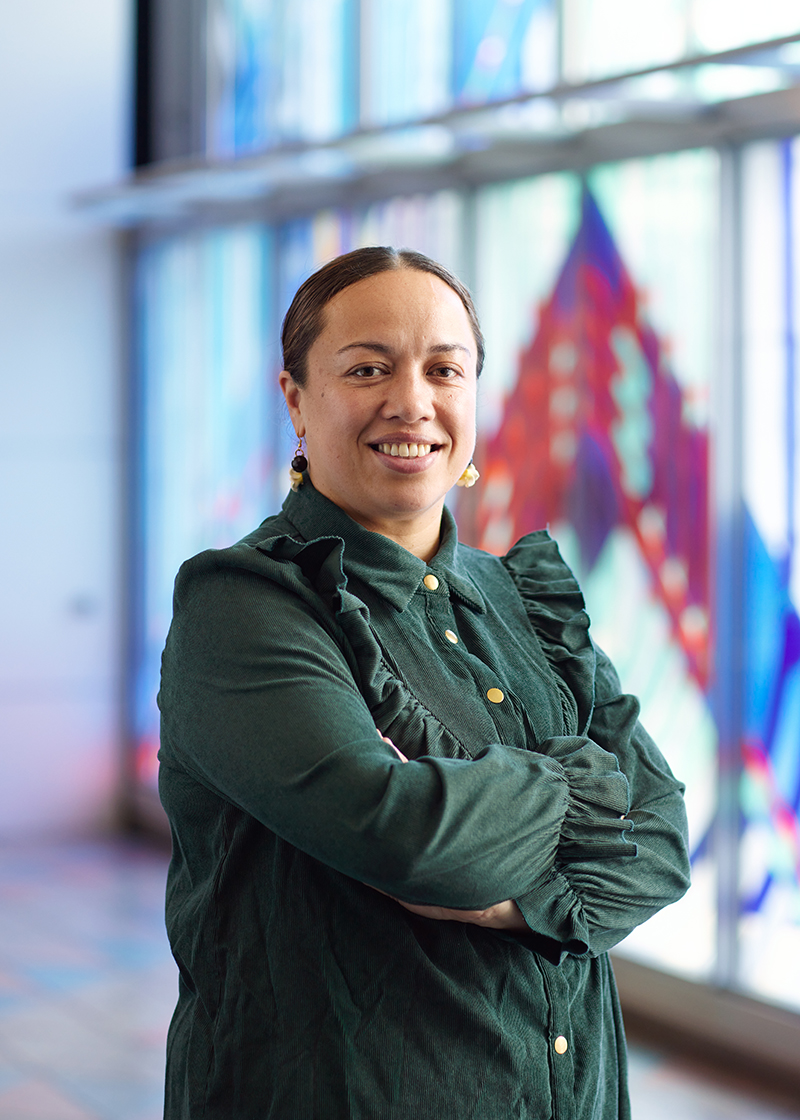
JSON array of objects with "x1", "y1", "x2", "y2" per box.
[{"x1": 381, "y1": 368, "x2": 434, "y2": 422}]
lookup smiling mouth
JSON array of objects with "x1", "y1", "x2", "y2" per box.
[{"x1": 375, "y1": 442, "x2": 434, "y2": 458}]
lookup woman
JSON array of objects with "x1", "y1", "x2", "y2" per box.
[{"x1": 158, "y1": 246, "x2": 690, "y2": 1119}]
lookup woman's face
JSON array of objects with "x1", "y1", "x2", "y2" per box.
[{"x1": 280, "y1": 268, "x2": 478, "y2": 554}]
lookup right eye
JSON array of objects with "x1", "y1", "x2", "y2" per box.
[{"x1": 350, "y1": 366, "x2": 387, "y2": 379}]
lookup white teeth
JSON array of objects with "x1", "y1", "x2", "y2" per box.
[{"x1": 377, "y1": 443, "x2": 432, "y2": 458}]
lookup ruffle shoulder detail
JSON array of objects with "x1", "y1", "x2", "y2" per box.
[
  {"x1": 500, "y1": 530, "x2": 596, "y2": 735},
  {"x1": 244, "y1": 532, "x2": 474, "y2": 761}
]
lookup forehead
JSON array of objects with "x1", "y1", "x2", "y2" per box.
[{"x1": 318, "y1": 268, "x2": 474, "y2": 346}]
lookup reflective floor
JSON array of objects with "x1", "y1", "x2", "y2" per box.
[{"x1": 0, "y1": 839, "x2": 798, "y2": 1120}]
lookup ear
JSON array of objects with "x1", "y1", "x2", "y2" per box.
[{"x1": 279, "y1": 370, "x2": 305, "y2": 437}]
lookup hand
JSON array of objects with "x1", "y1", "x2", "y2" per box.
[
  {"x1": 389, "y1": 896, "x2": 529, "y2": 931},
  {"x1": 378, "y1": 729, "x2": 408, "y2": 762},
  {"x1": 373, "y1": 731, "x2": 526, "y2": 930}
]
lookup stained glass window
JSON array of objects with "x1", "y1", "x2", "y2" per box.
[
  {"x1": 739, "y1": 138, "x2": 800, "y2": 1010},
  {"x1": 133, "y1": 195, "x2": 465, "y2": 792},
  {"x1": 562, "y1": 0, "x2": 800, "y2": 82},
  {"x1": 561, "y1": 0, "x2": 689, "y2": 82},
  {"x1": 692, "y1": 0, "x2": 800, "y2": 54},
  {"x1": 134, "y1": 225, "x2": 274, "y2": 789},
  {"x1": 585, "y1": 152, "x2": 719, "y2": 978},
  {"x1": 471, "y1": 152, "x2": 719, "y2": 980},
  {"x1": 130, "y1": 136, "x2": 800, "y2": 1015},
  {"x1": 359, "y1": 0, "x2": 453, "y2": 126},
  {"x1": 201, "y1": 2, "x2": 800, "y2": 165},
  {"x1": 206, "y1": 0, "x2": 358, "y2": 156},
  {"x1": 206, "y1": 0, "x2": 277, "y2": 155},
  {"x1": 452, "y1": 0, "x2": 557, "y2": 104}
]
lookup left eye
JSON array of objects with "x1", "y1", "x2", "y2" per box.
[{"x1": 431, "y1": 366, "x2": 459, "y2": 379}]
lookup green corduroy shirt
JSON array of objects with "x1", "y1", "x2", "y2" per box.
[{"x1": 158, "y1": 480, "x2": 690, "y2": 1120}]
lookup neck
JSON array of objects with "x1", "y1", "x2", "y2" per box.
[
  {"x1": 375, "y1": 522, "x2": 442, "y2": 563},
  {"x1": 349, "y1": 506, "x2": 444, "y2": 562},
  {"x1": 303, "y1": 473, "x2": 446, "y2": 561}
]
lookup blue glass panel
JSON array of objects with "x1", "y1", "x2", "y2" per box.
[
  {"x1": 133, "y1": 226, "x2": 275, "y2": 789},
  {"x1": 453, "y1": 0, "x2": 557, "y2": 104},
  {"x1": 360, "y1": 0, "x2": 452, "y2": 126},
  {"x1": 739, "y1": 138, "x2": 800, "y2": 1010},
  {"x1": 206, "y1": 0, "x2": 358, "y2": 156}
]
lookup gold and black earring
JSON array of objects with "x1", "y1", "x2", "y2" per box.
[{"x1": 289, "y1": 438, "x2": 308, "y2": 491}]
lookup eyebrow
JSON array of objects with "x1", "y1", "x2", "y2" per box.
[{"x1": 336, "y1": 341, "x2": 472, "y2": 357}]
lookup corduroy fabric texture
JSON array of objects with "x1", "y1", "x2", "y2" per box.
[{"x1": 158, "y1": 480, "x2": 690, "y2": 1119}]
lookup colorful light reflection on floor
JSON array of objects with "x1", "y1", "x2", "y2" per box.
[{"x1": 0, "y1": 838, "x2": 798, "y2": 1120}]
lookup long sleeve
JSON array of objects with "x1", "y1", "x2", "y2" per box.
[
  {"x1": 486, "y1": 529, "x2": 691, "y2": 955},
  {"x1": 158, "y1": 558, "x2": 635, "y2": 911},
  {"x1": 513, "y1": 646, "x2": 690, "y2": 955}
]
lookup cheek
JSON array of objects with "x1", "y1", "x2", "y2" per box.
[
  {"x1": 452, "y1": 394, "x2": 477, "y2": 438},
  {"x1": 305, "y1": 398, "x2": 358, "y2": 454}
]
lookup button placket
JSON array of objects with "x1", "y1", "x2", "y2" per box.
[
  {"x1": 423, "y1": 581, "x2": 462, "y2": 651},
  {"x1": 536, "y1": 957, "x2": 575, "y2": 1116},
  {"x1": 421, "y1": 583, "x2": 525, "y2": 747},
  {"x1": 421, "y1": 575, "x2": 460, "y2": 650}
]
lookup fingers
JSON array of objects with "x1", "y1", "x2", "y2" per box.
[
  {"x1": 377, "y1": 728, "x2": 409, "y2": 762},
  {"x1": 393, "y1": 897, "x2": 528, "y2": 930}
]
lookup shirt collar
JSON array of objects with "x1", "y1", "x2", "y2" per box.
[{"x1": 280, "y1": 482, "x2": 486, "y2": 614}]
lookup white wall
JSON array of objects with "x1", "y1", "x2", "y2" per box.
[{"x1": 0, "y1": 0, "x2": 131, "y2": 836}]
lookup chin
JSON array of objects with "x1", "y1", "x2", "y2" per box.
[{"x1": 377, "y1": 494, "x2": 448, "y2": 523}]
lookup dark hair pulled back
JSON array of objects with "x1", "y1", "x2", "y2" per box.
[{"x1": 281, "y1": 246, "x2": 485, "y2": 387}]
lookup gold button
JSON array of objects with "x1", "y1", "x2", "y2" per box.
[
  {"x1": 486, "y1": 688, "x2": 504, "y2": 704},
  {"x1": 554, "y1": 1035, "x2": 568, "y2": 1055},
  {"x1": 423, "y1": 574, "x2": 439, "y2": 591},
  {"x1": 444, "y1": 629, "x2": 458, "y2": 644}
]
